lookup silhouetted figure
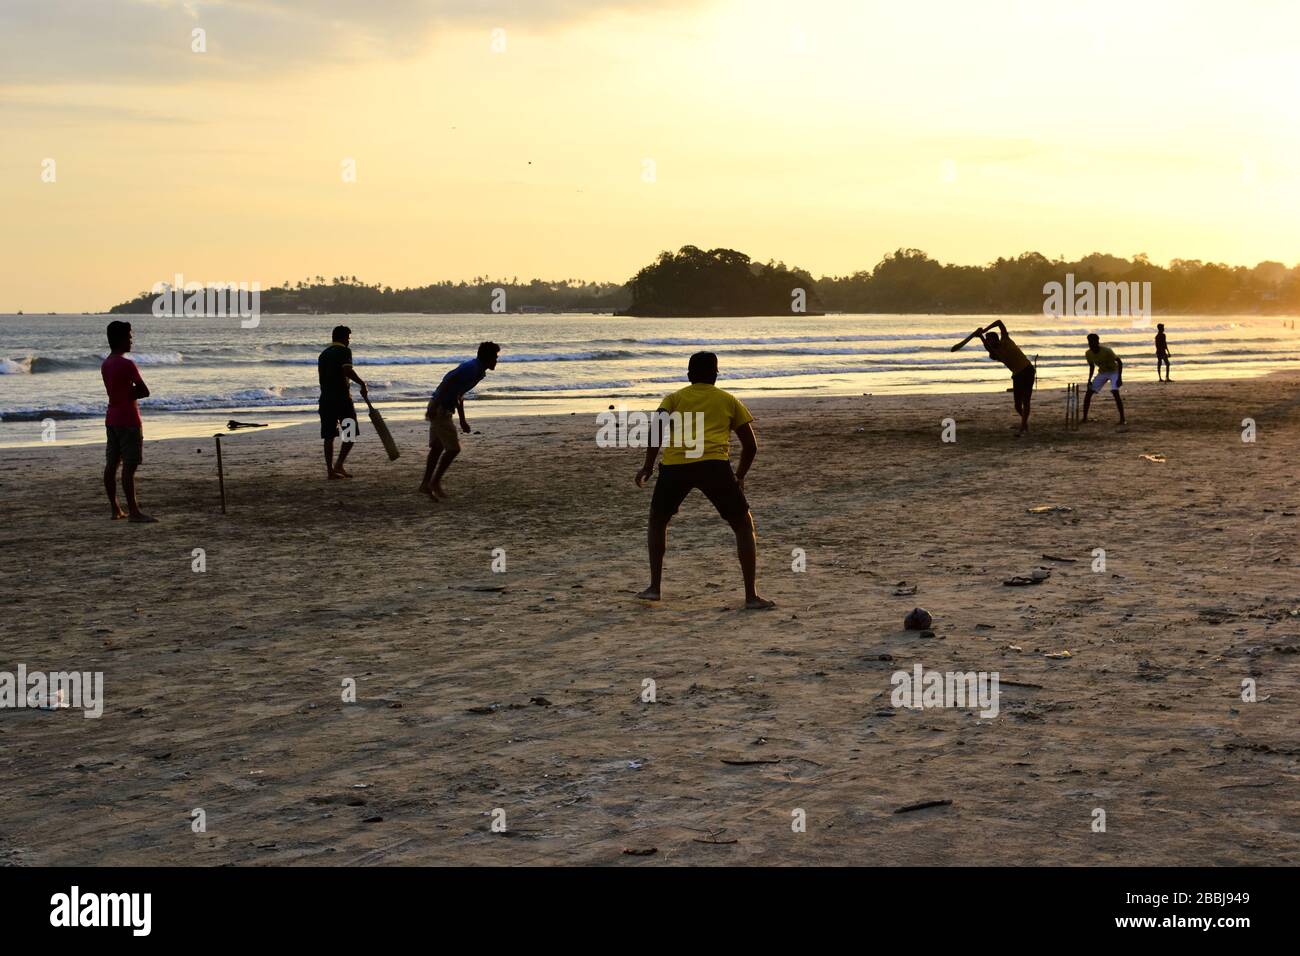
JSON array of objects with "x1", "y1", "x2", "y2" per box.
[
  {"x1": 318, "y1": 325, "x2": 368, "y2": 479},
  {"x1": 1155, "y1": 323, "x2": 1172, "y2": 381},
  {"x1": 973, "y1": 320, "x2": 1035, "y2": 434},
  {"x1": 420, "y1": 341, "x2": 500, "y2": 499},
  {"x1": 101, "y1": 320, "x2": 156, "y2": 522},
  {"x1": 1082, "y1": 333, "x2": 1126, "y2": 424},
  {"x1": 635, "y1": 351, "x2": 773, "y2": 610}
]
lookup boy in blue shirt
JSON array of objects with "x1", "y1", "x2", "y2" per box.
[{"x1": 420, "y1": 341, "x2": 500, "y2": 499}]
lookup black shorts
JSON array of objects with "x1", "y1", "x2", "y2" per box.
[
  {"x1": 650, "y1": 460, "x2": 750, "y2": 522},
  {"x1": 319, "y1": 400, "x2": 360, "y2": 440},
  {"x1": 1012, "y1": 365, "x2": 1035, "y2": 403},
  {"x1": 105, "y1": 425, "x2": 143, "y2": 468}
]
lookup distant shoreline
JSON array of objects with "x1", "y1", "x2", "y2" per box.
[{"x1": 7, "y1": 309, "x2": 1300, "y2": 319}]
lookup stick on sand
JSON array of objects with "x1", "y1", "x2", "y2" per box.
[{"x1": 214, "y1": 433, "x2": 227, "y2": 515}]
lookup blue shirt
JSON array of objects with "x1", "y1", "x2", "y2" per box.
[{"x1": 431, "y1": 358, "x2": 486, "y2": 412}]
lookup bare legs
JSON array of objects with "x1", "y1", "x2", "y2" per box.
[
  {"x1": 105, "y1": 461, "x2": 154, "y2": 522},
  {"x1": 1014, "y1": 393, "x2": 1031, "y2": 434},
  {"x1": 729, "y1": 511, "x2": 772, "y2": 607},
  {"x1": 1082, "y1": 389, "x2": 1125, "y2": 424},
  {"x1": 334, "y1": 439, "x2": 353, "y2": 476},
  {"x1": 105, "y1": 462, "x2": 127, "y2": 519},
  {"x1": 638, "y1": 512, "x2": 669, "y2": 600},
  {"x1": 639, "y1": 509, "x2": 773, "y2": 609},
  {"x1": 418, "y1": 439, "x2": 457, "y2": 499},
  {"x1": 324, "y1": 437, "x2": 354, "y2": 479}
]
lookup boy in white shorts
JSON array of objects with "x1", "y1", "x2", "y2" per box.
[{"x1": 1082, "y1": 333, "x2": 1126, "y2": 425}]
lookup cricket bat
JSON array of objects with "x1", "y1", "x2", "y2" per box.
[{"x1": 365, "y1": 399, "x2": 400, "y2": 460}]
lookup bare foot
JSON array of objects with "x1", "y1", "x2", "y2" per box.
[
  {"x1": 111, "y1": 508, "x2": 128, "y2": 520},
  {"x1": 417, "y1": 484, "x2": 438, "y2": 500},
  {"x1": 635, "y1": 588, "x2": 660, "y2": 602},
  {"x1": 334, "y1": 466, "x2": 353, "y2": 479},
  {"x1": 327, "y1": 470, "x2": 344, "y2": 480},
  {"x1": 432, "y1": 482, "x2": 449, "y2": 499},
  {"x1": 744, "y1": 596, "x2": 776, "y2": 610},
  {"x1": 128, "y1": 512, "x2": 159, "y2": 524}
]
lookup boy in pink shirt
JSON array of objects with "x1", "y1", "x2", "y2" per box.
[{"x1": 101, "y1": 320, "x2": 156, "y2": 522}]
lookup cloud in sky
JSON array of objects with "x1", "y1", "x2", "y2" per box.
[{"x1": 0, "y1": 0, "x2": 706, "y2": 86}]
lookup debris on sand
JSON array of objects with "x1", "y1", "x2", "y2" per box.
[
  {"x1": 720, "y1": 757, "x2": 783, "y2": 766},
  {"x1": 1198, "y1": 607, "x2": 1238, "y2": 624},
  {"x1": 1041, "y1": 554, "x2": 1078, "y2": 563},
  {"x1": 465, "y1": 702, "x2": 527, "y2": 714},
  {"x1": 1027, "y1": 505, "x2": 1073, "y2": 514},
  {"x1": 1005, "y1": 568, "x2": 1051, "y2": 586},
  {"x1": 1044, "y1": 650, "x2": 1072, "y2": 660},
  {"x1": 893, "y1": 799, "x2": 952, "y2": 814},
  {"x1": 893, "y1": 584, "x2": 918, "y2": 596},
  {"x1": 903, "y1": 607, "x2": 932, "y2": 630},
  {"x1": 1140, "y1": 453, "x2": 1167, "y2": 463},
  {"x1": 622, "y1": 847, "x2": 657, "y2": 856}
]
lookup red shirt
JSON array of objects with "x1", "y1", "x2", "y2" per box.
[{"x1": 101, "y1": 353, "x2": 145, "y2": 428}]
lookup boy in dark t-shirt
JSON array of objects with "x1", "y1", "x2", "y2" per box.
[{"x1": 318, "y1": 325, "x2": 368, "y2": 479}]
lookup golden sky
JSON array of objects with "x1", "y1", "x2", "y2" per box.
[{"x1": 3, "y1": 0, "x2": 1299, "y2": 311}]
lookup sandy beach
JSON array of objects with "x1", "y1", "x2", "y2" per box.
[{"x1": 2, "y1": 373, "x2": 1298, "y2": 866}]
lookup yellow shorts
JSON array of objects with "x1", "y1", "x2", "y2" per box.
[{"x1": 428, "y1": 409, "x2": 461, "y2": 453}]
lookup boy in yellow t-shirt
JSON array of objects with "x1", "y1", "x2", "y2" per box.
[{"x1": 634, "y1": 352, "x2": 774, "y2": 610}]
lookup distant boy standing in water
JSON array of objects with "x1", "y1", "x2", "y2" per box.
[
  {"x1": 1083, "y1": 333, "x2": 1126, "y2": 424},
  {"x1": 318, "y1": 325, "x2": 368, "y2": 479},
  {"x1": 635, "y1": 351, "x2": 774, "y2": 610},
  {"x1": 1155, "y1": 323, "x2": 1172, "y2": 382},
  {"x1": 101, "y1": 320, "x2": 156, "y2": 522},
  {"x1": 420, "y1": 341, "x2": 500, "y2": 500}
]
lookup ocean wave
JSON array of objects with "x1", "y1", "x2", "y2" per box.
[
  {"x1": 627, "y1": 333, "x2": 950, "y2": 346},
  {"x1": 620, "y1": 324, "x2": 1242, "y2": 347},
  {"x1": 2, "y1": 351, "x2": 186, "y2": 373},
  {"x1": 0, "y1": 404, "x2": 103, "y2": 421},
  {"x1": 128, "y1": 351, "x2": 185, "y2": 366},
  {"x1": 263, "y1": 349, "x2": 638, "y2": 366},
  {"x1": 2, "y1": 384, "x2": 355, "y2": 421},
  {"x1": 643, "y1": 352, "x2": 1299, "y2": 384},
  {"x1": 486, "y1": 380, "x2": 635, "y2": 392}
]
